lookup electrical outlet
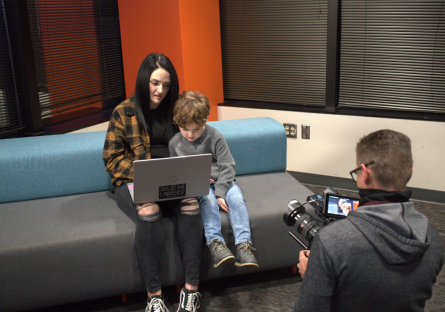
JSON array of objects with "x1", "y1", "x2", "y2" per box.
[
  {"x1": 283, "y1": 123, "x2": 297, "y2": 138},
  {"x1": 302, "y1": 124, "x2": 310, "y2": 139}
]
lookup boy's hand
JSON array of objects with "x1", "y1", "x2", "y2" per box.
[{"x1": 217, "y1": 197, "x2": 229, "y2": 213}]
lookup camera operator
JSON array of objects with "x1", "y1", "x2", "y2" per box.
[{"x1": 295, "y1": 130, "x2": 444, "y2": 312}]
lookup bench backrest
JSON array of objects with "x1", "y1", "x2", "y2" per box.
[{"x1": 0, "y1": 117, "x2": 286, "y2": 203}]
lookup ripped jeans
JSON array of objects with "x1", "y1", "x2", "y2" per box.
[{"x1": 115, "y1": 183, "x2": 203, "y2": 293}]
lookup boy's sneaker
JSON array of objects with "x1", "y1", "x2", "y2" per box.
[
  {"x1": 146, "y1": 295, "x2": 169, "y2": 312},
  {"x1": 177, "y1": 287, "x2": 202, "y2": 312},
  {"x1": 208, "y1": 239, "x2": 235, "y2": 268},
  {"x1": 235, "y1": 242, "x2": 259, "y2": 268}
]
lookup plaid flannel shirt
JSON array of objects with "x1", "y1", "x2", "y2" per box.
[{"x1": 103, "y1": 98, "x2": 151, "y2": 189}]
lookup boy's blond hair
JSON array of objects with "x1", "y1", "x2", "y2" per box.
[{"x1": 173, "y1": 90, "x2": 210, "y2": 128}]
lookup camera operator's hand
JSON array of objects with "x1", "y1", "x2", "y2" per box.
[{"x1": 297, "y1": 250, "x2": 310, "y2": 279}]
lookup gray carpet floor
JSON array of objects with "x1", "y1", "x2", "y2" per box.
[{"x1": 31, "y1": 184, "x2": 445, "y2": 312}]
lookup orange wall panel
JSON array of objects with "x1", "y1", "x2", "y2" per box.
[
  {"x1": 117, "y1": 0, "x2": 185, "y2": 98},
  {"x1": 178, "y1": 0, "x2": 224, "y2": 121},
  {"x1": 118, "y1": 0, "x2": 223, "y2": 120}
]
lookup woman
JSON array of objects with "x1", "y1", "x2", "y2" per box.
[{"x1": 103, "y1": 53, "x2": 203, "y2": 312}]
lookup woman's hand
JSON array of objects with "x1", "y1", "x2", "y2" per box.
[{"x1": 217, "y1": 197, "x2": 229, "y2": 213}]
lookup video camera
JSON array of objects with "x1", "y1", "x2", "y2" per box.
[{"x1": 283, "y1": 187, "x2": 360, "y2": 249}]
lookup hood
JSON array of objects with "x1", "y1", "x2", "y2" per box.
[{"x1": 347, "y1": 202, "x2": 431, "y2": 265}]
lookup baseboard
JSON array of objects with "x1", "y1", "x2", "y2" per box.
[{"x1": 288, "y1": 171, "x2": 445, "y2": 205}]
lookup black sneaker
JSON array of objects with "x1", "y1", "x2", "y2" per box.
[
  {"x1": 177, "y1": 287, "x2": 202, "y2": 312},
  {"x1": 208, "y1": 239, "x2": 235, "y2": 268},
  {"x1": 146, "y1": 295, "x2": 169, "y2": 312},
  {"x1": 235, "y1": 242, "x2": 259, "y2": 268}
]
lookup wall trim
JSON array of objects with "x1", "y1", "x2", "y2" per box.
[{"x1": 288, "y1": 171, "x2": 445, "y2": 205}]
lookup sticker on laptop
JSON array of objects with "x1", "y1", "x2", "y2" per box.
[{"x1": 159, "y1": 184, "x2": 186, "y2": 199}]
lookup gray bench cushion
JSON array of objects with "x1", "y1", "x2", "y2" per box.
[
  {"x1": 201, "y1": 172, "x2": 313, "y2": 280},
  {"x1": 1, "y1": 192, "x2": 142, "y2": 311},
  {"x1": 0, "y1": 172, "x2": 312, "y2": 311}
]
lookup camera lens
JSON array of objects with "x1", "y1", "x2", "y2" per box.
[
  {"x1": 294, "y1": 212, "x2": 320, "y2": 242},
  {"x1": 283, "y1": 199, "x2": 301, "y2": 226},
  {"x1": 283, "y1": 211, "x2": 295, "y2": 226},
  {"x1": 284, "y1": 199, "x2": 322, "y2": 243},
  {"x1": 302, "y1": 218, "x2": 320, "y2": 241}
]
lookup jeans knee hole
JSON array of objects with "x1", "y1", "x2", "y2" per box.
[
  {"x1": 137, "y1": 213, "x2": 160, "y2": 222},
  {"x1": 180, "y1": 206, "x2": 200, "y2": 216}
]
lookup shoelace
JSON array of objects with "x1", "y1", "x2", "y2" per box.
[
  {"x1": 211, "y1": 241, "x2": 226, "y2": 252},
  {"x1": 184, "y1": 292, "x2": 202, "y2": 312},
  {"x1": 239, "y1": 243, "x2": 256, "y2": 254},
  {"x1": 147, "y1": 297, "x2": 168, "y2": 312}
]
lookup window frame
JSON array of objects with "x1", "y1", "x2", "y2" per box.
[
  {"x1": 1, "y1": 0, "x2": 125, "y2": 138},
  {"x1": 219, "y1": 0, "x2": 445, "y2": 123}
]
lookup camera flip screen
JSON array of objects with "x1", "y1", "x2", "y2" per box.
[{"x1": 324, "y1": 194, "x2": 359, "y2": 218}]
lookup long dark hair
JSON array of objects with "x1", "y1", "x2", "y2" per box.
[{"x1": 134, "y1": 53, "x2": 179, "y2": 140}]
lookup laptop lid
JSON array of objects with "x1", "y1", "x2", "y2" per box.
[{"x1": 130, "y1": 153, "x2": 212, "y2": 204}]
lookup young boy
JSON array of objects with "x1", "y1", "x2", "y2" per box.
[{"x1": 169, "y1": 90, "x2": 258, "y2": 268}]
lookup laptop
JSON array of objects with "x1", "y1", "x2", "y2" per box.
[{"x1": 128, "y1": 153, "x2": 212, "y2": 204}]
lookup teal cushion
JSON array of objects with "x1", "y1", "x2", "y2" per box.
[
  {"x1": 0, "y1": 131, "x2": 112, "y2": 203},
  {"x1": 0, "y1": 117, "x2": 286, "y2": 203},
  {"x1": 208, "y1": 117, "x2": 286, "y2": 176}
]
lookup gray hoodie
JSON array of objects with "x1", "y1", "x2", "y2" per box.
[
  {"x1": 169, "y1": 125, "x2": 236, "y2": 199},
  {"x1": 351, "y1": 203, "x2": 429, "y2": 264},
  {"x1": 295, "y1": 201, "x2": 444, "y2": 312}
]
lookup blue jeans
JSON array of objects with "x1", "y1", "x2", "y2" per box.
[{"x1": 199, "y1": 181, "x2": 252, "y2": 246}]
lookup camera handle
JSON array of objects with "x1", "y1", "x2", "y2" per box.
[{"x1": 288, "y1": 231, "x2": 309, "y2": 249}]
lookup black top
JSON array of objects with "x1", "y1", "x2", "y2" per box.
[{"x1": 148, "y1": 106, "x2": 170, "y2": 159}]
